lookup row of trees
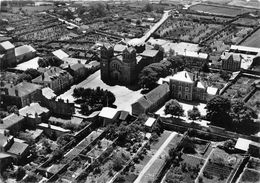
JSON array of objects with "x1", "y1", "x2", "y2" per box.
[{"x1": 17, "y1": 68, "x2": 41, "y2": 83}]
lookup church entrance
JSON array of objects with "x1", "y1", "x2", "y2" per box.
[{"x1": 111, "y1": 70, "x2": 121, "y2": 83}]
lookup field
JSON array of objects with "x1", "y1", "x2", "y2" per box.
[
  {"x1": 164, "y1": 153, "x2": 205, "y2": 183},
  {"x1": 240, "y1": 169, "x2": 260, "y2": 183},
  {"x1": 233, "y1": 18, "x2": 260, "y2": 26},
  {"x1": 156, "y1": 15, "x2": 222, "y2": 43},
  {"x1": 189, "y1": 4, "x2": 251, "y2": 17},
  {"x1": 241, "y1": 28, "x2": 260, "y2": 48},
  {"x1": 223, "y1": 75, "x2": 256, "y2": 100},
  {"x1": 201, "y1": 148, "x2": 243, "y2": 183}
]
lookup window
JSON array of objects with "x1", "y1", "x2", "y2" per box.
[
  {"x1": 178, "y1": 86, "x2": 182, "y2": 91},
  {"x1": 185, "y1": 87, "x2": 189, "y2": 92}
]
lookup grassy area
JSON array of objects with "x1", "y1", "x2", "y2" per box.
[
  {"x1": 241, "y1": 28, "x2": 260, "y2": 48},
  {"x1": 189, "y1": 4, "x2": 251, "y2": 17}
]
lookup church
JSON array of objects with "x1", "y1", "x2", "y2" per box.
[{"x1": 100, "y1": 39, "x2": 163, "y2": 85}]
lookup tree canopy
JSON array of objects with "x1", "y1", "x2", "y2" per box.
[
  {"x1": 164, "y1": 99, "x2": 184, "y2": 118},
  {"x1": 206, "y1": 96, "x2": 232, "y2": 128},
  {"x1": 187, "y1": 106, "x2": 201, "y2": 121}
]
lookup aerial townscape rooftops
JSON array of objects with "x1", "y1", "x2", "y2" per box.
[{"x1": 0, "y1": 0, "x2": 260, "y2": 182}]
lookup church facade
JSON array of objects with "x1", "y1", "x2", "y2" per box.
[{"x1": 100, "y1": 43, "x2": 162, "y2": 85}]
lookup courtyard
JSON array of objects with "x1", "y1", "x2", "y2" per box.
[{"x1": 57, "y1": 70, "x2": 142, "y2": 112}]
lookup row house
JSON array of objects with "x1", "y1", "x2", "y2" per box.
[{"x1": 32, "y1": 67, "x2": 73, "y2": 93}]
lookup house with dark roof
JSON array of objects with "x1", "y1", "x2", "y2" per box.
[
  {"x1": 132, "y1": 83, "x2": 170, "y2": 116},
  {"x1": 0, "y1": 133, "x2": 29, "y2": 161},
  {"x1": 67, "y1": 62, "x2": 87, "y2": 81},
  {"x1": 32, "y1": 67, "x2": 73, "y2": 93},
  {"x1": 0, "y1": 81, "x2": 43, "y2": 108}
]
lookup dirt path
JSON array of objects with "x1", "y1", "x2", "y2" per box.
[{"x1": 134, "y1": 131, "x2": 177, "y2": 183}]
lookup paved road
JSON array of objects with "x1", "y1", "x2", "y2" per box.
[
  {"x1": 140, "y1": 10, "x2": 171, "y2": 43},
  {"x1": 134, "y1": 131, "x2": 177, "y2": 183}
]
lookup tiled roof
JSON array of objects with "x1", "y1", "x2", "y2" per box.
[
  {"x1": 4, "y1": 81, "x2": 42, "y2": 97},
  {"x1": 15, "y1": 45, "x2": 36, "y2": 57},
  {"x1": 14, "y1": 57, "x2": 40, "y2": 71},
  {"x1": 7, "y1": 142, "x2": 29, "y2": 155},
  {"x1": 0, "y1": 41, "x2": 15, "y2": 50},
  {"x1": 0, "y1": 113, "x2": 24, "y2": 130},
  {"x1": 42, "y1": 87, "x2": 56, "y2": 99},
  {"x1": 134, "y1": 83, "x2": 170, "y2": 110}
]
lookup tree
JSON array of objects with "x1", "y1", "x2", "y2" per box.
[
  {"x1": 15, "y1": 166, "x2": 26, "y2": 180},
  {"x1": 188, "y1": 106, "x2": 201, "y2": 121},
  {"x1": 17, "y1": 73, "x2": 32, "y2": 82},
  {"x1": 164, "y1": 99, "x2": 184, "y2": 118},
  {"x1": 143, "y1": 3, "x2": 153, "y2": 12},
  {"x1": 201, "y1": 62, "x2": 210, "y2": 73},
  {"x1": 136, "y1": 19, "x2": 141, "y2": 25},
  {"x1": 206, "y1": 96, "x2": 232, "y2": 128},
  {"x1": 24, "y1": 68, "x2": 40, "y2": 79},
  {"x1": 182, "y1": 137, "x2": 196, "y2": 154},
  {"x1": 7, "y1": 105, "x2": 18, "y2": 114},
  {"x1": 138, "y1": 67, "x2": 158, "y2": 90},
  {"x1": 219, "y1": 70, "x2": 230, "y2": 81},
  {"x1": 112, "y1": 157, "x2": 123, "y2": 171},
  {"x1": 167, "y1": 55, "x2": 185, "y2": 71},
  {"x1": 230, "y1": 99, "x2": 258, "y2": 134}
]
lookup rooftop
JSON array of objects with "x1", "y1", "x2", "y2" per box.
[
  {"x1": 7, "y1": 142, "x2": 29, "y2": 156},
  {"x1": 38, "y1": 123, "x2": 71, "y2": 132},
  {"x1": 140, "y1": 49, "x2": 159, "y2": 58},
  {"x1": 19, "y1": 103, "x2": 49, "y2": 118},
  {"x1": 14, "y1": 57, "x2": 40, "y2": 71},
  {"x1": 15, "y1": 45, "x2": 36, "y2": 57},
  {"x1": 0, "y1": 113, "x2": 24, "y2": 130},
  {"x1": 169, "y1": 70, "x2": 194, "y2": 83},
  {"x1": 176, "y1": 51, "x2": 208, "y2": 59},
  {"x1": 32, "y1": 67, "x2": 71, "y2": 82},
  {"x1": 114, "y1": 44, "x2": 127, "y2": 52},
  {"x1": 42, "y1": 87, "x2": 56, "y2": 100},
  {"x1": 0, "y1": 41, "x2": 15, "y2": 50},
  {"x1": 230, "y1": 45, "x2": 260, "y2": 55},
  {"x1": 4, "y1": 81, "x2": 42, "y2": 97},
  {"x1": 52, "y1": 49, "x2": 69, "y2": 60},
  {"x1": 235, "y1": 138, "x2": 252, "y2": 151},
  {"x1": 127, "y1": 38, "x2": 144, "y2": 46},
  {"x1": 144, "y1": 117, "x2": 156, "y2": 127},
  {"x1": 207, "y1": 86, "x2": 219, "y2": 95},
  {"x1": 99, "y1": 107, "x2": 119, "y2": 119}
]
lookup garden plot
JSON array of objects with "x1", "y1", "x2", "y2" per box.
[
  {"x1": 85, "y1": 147, "x2": 131, "y2": 183},
  {"x1": 233, "y1": 18, "x2": 259, "y2": 27},
  {"x1": 223, "y1": 75, "x2": 257, "y2": 100},
  {"x1": 87, "y1": 139, "x2": 113, "y2": 159},
  {"x1": 157, "y1": 16, "x2": 222, "y2": 43},
  {"x1": 247, "y1": 90, "x2": 260, "y2": 116},
  {"x1": 186, "y1": 138, "x2": 212, "y2": 159},
  {"x1": 200, "y1": 148, "x2": 243, "y2": 183},
  {"x1": 204, "y1": 26, "x2": 253, "y2": 54},
  {"x1": 239, "y1": 168, "x2": 260, "y2": 183},
  {"x1": 164, "y1": 154, "x2": 205, "y2": 183}
]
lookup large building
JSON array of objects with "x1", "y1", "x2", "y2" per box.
[
  {"x1": 0, "y1": 41, "x2": 16, "y2": 69},
  {"x1": 0, "y1": 81, "x2": 43, "y2": 108},
  {"x1": 32, "y1": 67, "x2": 73, "y2": 93},
  {"x1": 100, "y1": 42, "x2": 163, "y2": 85}
]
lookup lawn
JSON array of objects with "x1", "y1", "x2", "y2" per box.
[
  {"x1": 247, "y1": 90, "x2": 260, "y2": 117},
  {"x1": 233, "y1": 18, "x2": 259, "y2": 26},
  {"x1": 57, "y1": 70, "x2": 143, "y2": 112},
  {"x1": 240, "y1": 169, "x2": 260, "y2": 183},
  {"x1": 241, "y1": 28, "x2": 260, "y2": 48}
]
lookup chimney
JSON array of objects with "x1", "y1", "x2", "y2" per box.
[
  {"x1": 185, "y1": 72, "x2": 187, "y2": 78},
  {"x1": 78, "y1": 60, "x2": 81, "y2": 64},
  {"x1": 15, "y1": 89, "x2": 18, "y2": 96},
  {"x1": 54, "y1": 67, "x2": 56, "y2": 72},
  {"x1": 42, "y1": 74, "x2": 45, "y2": 80}
]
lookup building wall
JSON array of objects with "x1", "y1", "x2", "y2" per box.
[
  {"x1": 170, "y1": 80, "x2": 193, "y2": 101},
  {"x1": 222, "y1": 57, "x2": 241, "y2": 71}
]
